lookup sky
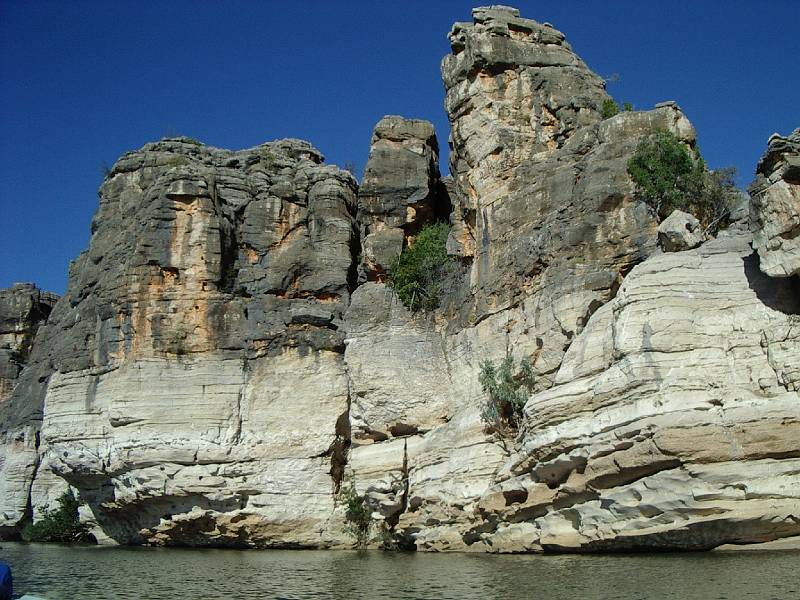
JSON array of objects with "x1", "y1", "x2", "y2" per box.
[{"x1": 1, "y1": 0, "x2": 798, "y2": 295}]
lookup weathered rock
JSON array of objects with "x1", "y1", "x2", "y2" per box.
[
  {"x1": 658, "y1": 209, "x2": 705, "y2": 252},
  {"x1": 749, "y1": 128, "x2": 800, "y2": 277},
  {"x1": 500, "y1": 231, "x2": 800, "y2": 552},
  {"x1": 0, "y1": 137, "x2": 358, "y2": 544},
  {"x1": 367, "y1": 229, "x2": 799, "y2": 553},
  {"x1": 357, "y1": 116, "x2": 449, "y2": 282},
  {"x1": 441, "y1": 5, "x2": 698, "y2": 391},
  {"x1": 0, "y1": 284, "x2": 57, "y2": 402},
  {"x1": 344, "y1": 283, "x2": 456, "y2": 441},
  {"x1": 1, "y1": 7, "x2": 797, "y2": 554},
  {"x1": 0, "y1": 284, "x2": 57, "y2": 537},
  {"x1": 345, "y1": 7, "x2": 800, "y2": 554}
]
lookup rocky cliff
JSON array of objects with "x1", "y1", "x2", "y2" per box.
[{"x1": 1, "y1": 6, "x2": 798, "y2": 551}]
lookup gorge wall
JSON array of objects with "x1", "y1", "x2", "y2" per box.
[{"x1": 1, "y1": 6, "x2": 798, "y2": 552}]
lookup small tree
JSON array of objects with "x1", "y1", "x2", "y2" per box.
[
  {"x1": 627, "y1": 129, "x2": 738, "y2": 233},
  {"x1": 337, "y1": 475, "x2": 372, "y2": 550},
  {"x1": 22, "y1": 489, "x2": 94, "y2": 543},
  {"x1": 387, "y1": 222, "x2": 454, "y2": 312},
  {"x1": 601, "y1": 99, "x2": 620, "y2": 119},
  {"x1": 479, "y1": 355, "x2": 535, "y2": 433}
]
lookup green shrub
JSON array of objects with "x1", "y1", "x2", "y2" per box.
[
  {"x1": 627, "y1": 129, "x2": 738, "y2": 233},
  {"x1": 387, "y1": 222, "x2": 455, "y2": 312},
  {"x1": 601, "y1": 99, "x2": 620, "y2": 119},
  {"x1": 22, "y1": 490, "x2": 94, "y2": 543},
  {"x1": 623, "y1": 102, "x2": 633, "y2": 112},
  {"x1": 479, "y1": 355, "x2": 535, "y2": 432},
  {"x1": 337, "y1": 475, "x2": 372, "y2": 550}
]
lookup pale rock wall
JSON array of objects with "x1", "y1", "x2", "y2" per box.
[{"x1": 749, "y1": 128, "x2": 800, "y2": 277}]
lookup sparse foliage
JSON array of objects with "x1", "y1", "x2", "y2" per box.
[
  {"x1": 623, "y1": 102, "x2": 633, "y2": 112},
  {"x1": 627, "y1": 129, "x2": 739, "y2": 233},
  {"x1": 388, "y1": 222, "x2": 458, "y2": 312},
  {"x1": 343, "y1": 161, "x2": 359, "y2": 178},
  {"x1": 479, "y1": 355, "x2": 535, "y2": 433},
  {"x1": 259, "y1": 148, "x2": 277, "y2": 169},
  {"x1": 22, "y1": 489, "x2": 94, "y2": 544},
  {"x1": 337, "y1": 475, "x2": 372, "y2": 550},
  {"x1": 601, "y1": 99, "x2": 620, "y2": 119}
]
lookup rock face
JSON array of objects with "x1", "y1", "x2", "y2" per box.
[
  {"x1": 357, "y1": 116, "x2": 449, "y2": 282},
  {"x1": 1, "y1": 6, "x2": 798, "y2": 553},
  {"x1": 0, "y1": 283, "x2": 57, "y2": 536},
  {"x1": 1, "y1": 137, "x2": 358, "y2": 545},
  {"x1": 749, "y1": 128, "x2": 800, "y2": 277},
  {"x1": 0, "y1": 284, "x2": 57, "y2": 402},
  {"x1": 484, "y1": 230, "x2": 800, "y2": 552}
]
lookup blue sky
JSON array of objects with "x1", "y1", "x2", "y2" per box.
[{"x1": 2, "y1": 0, "x2": 798, "y2": 294}]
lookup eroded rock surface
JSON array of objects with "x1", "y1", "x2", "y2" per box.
[
  {"x1": 0, "y1": 284, "x2": 57, "y2": 401},
  {"x1": 1, "y1": 137, "x2": 358, "y2": 545},
  {"x1": 1, "y1": 6, "x2": 797, "y2": 553},
  {"x1": 357, "y1": 116, "x2": 449, "y2": 282},
  {"x1": 658, "y1": 210, "x2": 704, "y2": 252},
  {"x1": 749, "y1": 128, "x2": 800, "y2": 277},
  {"x1": 0, "y1": 283, "x2": 57, "y2": 536}
]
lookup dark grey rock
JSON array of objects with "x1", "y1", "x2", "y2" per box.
[
  {"x1": 356, "y1": 116, "x2": 449, "y2": 282},
  {"x1": 0, "y1": 284, "x2": 57, "y2": 403}
]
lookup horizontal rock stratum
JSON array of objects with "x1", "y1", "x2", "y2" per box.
[{"x1": 1, "y1": 6, "x2": 798, "y2": 552}]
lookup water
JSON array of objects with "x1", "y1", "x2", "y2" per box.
[{"x1": 1, "y1": 542, "x2": 798, "y2": 599}]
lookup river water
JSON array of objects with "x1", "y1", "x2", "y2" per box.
[{"x1": 1, "y1": 542, "x2": 798, "y2": 599}]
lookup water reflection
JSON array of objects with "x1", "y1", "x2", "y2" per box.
[{"x1": 1, "y1": 542, "x2": 798, "y2": 599}]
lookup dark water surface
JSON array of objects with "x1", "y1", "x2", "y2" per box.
[{"x1": 1, "y1": 542, "x2": 798, "y2": 599}]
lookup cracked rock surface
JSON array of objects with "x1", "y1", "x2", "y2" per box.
[
  {"x1": 749, "y1": 128, "x2": 800, "y2": 277},
  {"x1": 1, "y1": 5, "x2": 798, "y2": 552}
]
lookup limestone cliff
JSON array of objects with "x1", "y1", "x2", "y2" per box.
[
  {"x1": 1, "y1": 137, "x2": 358, "y2": 545},
  {"x1": 0, "y1": 284, "x2": 57, "y2": 536},
  {"x1": 1, "y1": 6, "x2": 797, "y2": 552}
]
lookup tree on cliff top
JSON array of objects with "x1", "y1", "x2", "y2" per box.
[{"x1": 627, "y1": 129, "x2": 738, "y2": 234}]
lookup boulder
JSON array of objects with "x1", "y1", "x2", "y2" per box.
[{"x1": 658, "y1": 209, "x2": 705, "y2": 251}]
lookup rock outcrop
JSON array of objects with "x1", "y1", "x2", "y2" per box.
[
  {"x1": 357, "y1": 116, "x2": 449, "y2": 282},
  {"x1": 749, "y1": 128, "x2": 800, "y2": 277},
  {"x1": 1, "y1": 6, "x2": 797, "y2": 553},
  {"x1": 1, "y1": 137, "x2": 359, "y2": 545},
  {"x1": 0, "y1": 283, "x2": 57, "y2": 536},
  {"x1": 658, "y1": 210, "x2": 704, "y2": 252},
  {"x1": 0, "y1": 284, "x2": 57, "y2": 401}
]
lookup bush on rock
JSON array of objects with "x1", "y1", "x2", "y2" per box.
[
  {"x1": 22, "y1": 490, "x2": 94, "y2": 543},
  {"x1": 387, "y1": 222, "x2": 456, "y2": 312},
  {"x1": 479, "y1": 355, "x2": 535, "y2": 433},
  {"x1": 627, "y1": 129, "x2": 739, "y2": 233}
]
